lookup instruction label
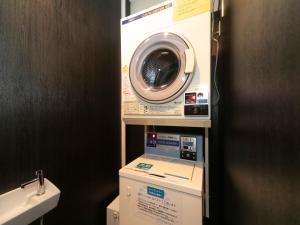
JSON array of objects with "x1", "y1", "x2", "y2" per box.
[
  {"x1": 173, "y1": 0, "x2": 211, "y2": 21},
  {"x1": 156, "y1": 133, "x2": 180, "y2": 151},
  {"x1": 134, "y1": 185, "x2": 182, "y2": 225}
]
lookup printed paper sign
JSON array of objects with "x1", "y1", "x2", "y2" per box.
[
  {"x1": 173, "y1": 0, "x2": 211, "y2": 21},
  {"x1": 133, "y1": 185, "x2": 182, "y2": 225}
]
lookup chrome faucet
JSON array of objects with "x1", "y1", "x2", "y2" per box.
[{"x1": 21, "y1": 170, "x2": 45, "y2": 195}]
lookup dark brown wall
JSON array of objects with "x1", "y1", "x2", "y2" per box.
[
  {"x1": 0, "y1": 1, "x2": 120, "y2": 225},
  {"x1": 126, "y1": 125, "x2": 144, "y2": 163},
  {"x1": 221, "y1": 0, "x2": 300, "y2": 225}
]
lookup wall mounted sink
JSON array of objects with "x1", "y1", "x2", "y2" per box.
[{"x1": 0, "y1": 178, "x2": 60, "y2": 225}]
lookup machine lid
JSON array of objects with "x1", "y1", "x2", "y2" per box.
[
  {"x1": 129, "y1": 32, "x2": 195, "y2": 104},
  {"x1": 143, "y1": 157, "x2": 195, "y2": 180},
  {"x1": 120, "y1": 155, "x2": 203, "y2": 196}
]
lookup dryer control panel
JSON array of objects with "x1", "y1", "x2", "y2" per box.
[
  {"x1": 184, "y1": 92, "x2": 209, "y2": 116},
  {"x1": 145, "y1": 132, "x2": 203, "y2": 162}
]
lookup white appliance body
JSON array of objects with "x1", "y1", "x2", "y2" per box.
[
  {"x1": 119, "y1": 155, "x2": 203, "y2": 225},
  {"x1": 107, "y1": 196, "x2": 120, "y2": 225},
  {"x1": 121, "y1": 0, "x2": 211, "y2": 119}
]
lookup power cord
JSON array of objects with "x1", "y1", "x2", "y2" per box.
[{"x1": 211, "y1": 0, "x2": 222, "y2": 106}]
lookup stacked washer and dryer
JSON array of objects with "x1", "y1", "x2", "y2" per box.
[{"x1": 108, "y1": 1, "x2": 212, "y2": 225}]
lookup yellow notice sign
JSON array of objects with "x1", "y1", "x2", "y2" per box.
[
  {"x1": 173, "y1": 0, "x2": 211, "y2": 21},
  {"x1": 122, "y1": 65, "x2": 129, "y2": 73}
]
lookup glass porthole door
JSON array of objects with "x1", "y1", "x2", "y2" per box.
[{"x1": 129, "y1": 32, "x2": 195, "y2": 103}]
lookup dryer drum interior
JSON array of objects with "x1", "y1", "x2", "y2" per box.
[{"x1": 129, "y1": 32, "x2": 195, "y2": 104}]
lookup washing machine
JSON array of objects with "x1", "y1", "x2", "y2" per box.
[
  {"x1": 119, "y1": 154, "x2": 203, "y2": 225},
  {"x1": 121, "y1": 0, "x2": 211, "y2": 119}
]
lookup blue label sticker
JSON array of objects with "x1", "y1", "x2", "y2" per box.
[
  {"x1": 196, "y1": 99, "x2": 208, "y2": 104},
  {"x1": 147, "y1": 186, "x2": 165, "y2": 199},
  {"x1": 122, "y1": 3, "x2": 172, "y2": 25}
]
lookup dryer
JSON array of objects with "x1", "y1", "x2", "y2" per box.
[{"x1": 121, "y1": 0, "x2": 211, "y2": 119}]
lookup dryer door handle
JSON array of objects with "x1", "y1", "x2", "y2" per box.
[{"x1": 184, "y1": 49, "x2": 195, "y2": 74}]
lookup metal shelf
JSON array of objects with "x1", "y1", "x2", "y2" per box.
[{"x1": 122, "y1": 117, "x2": 211, "y2": 128}]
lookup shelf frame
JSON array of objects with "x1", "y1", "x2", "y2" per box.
[{"x1": 122, "y1": 117, "x2": 211, "y2": 128}]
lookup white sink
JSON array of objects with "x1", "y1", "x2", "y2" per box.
[{"x1": 0, "y1": 179, "x2": 60, "y2": 225}]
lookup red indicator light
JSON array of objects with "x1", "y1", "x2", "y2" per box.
[
  {"x1": 152, "y1": 134, "x2": 156, "y2": 138},
  {"x1": 187, "y1": 95, "x2": 196, "y2": 100}
]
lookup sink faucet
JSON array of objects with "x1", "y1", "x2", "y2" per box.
[{"x1": 21, "y1": 170, "x2": 45, "y2": 195}]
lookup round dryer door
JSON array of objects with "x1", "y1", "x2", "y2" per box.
[{"x1": 129, "y1": 32, "x2": 195, "y2": 103}]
